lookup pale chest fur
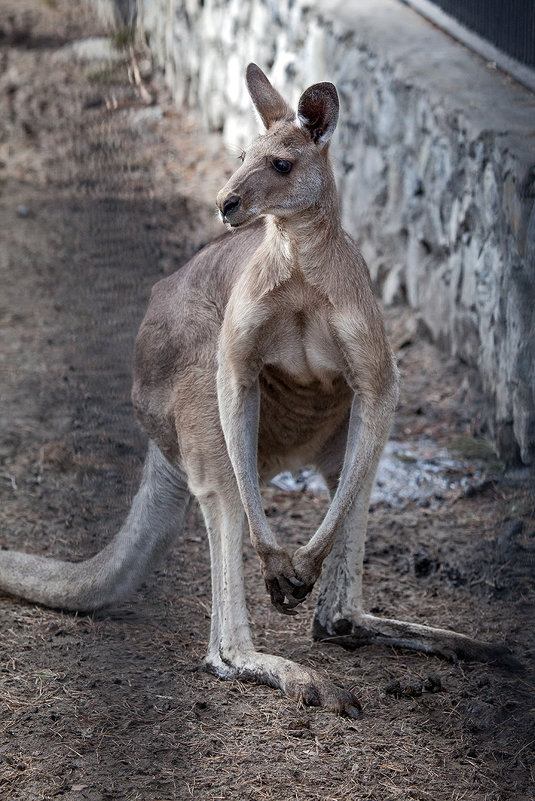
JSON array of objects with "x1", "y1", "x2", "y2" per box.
[{"x1": 260, "y1": 274, "x2": 346, "y2": 390}]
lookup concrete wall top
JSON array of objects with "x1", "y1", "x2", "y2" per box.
[{"x1": 319, "y1": 0, "x2": 534, "y2": 163}]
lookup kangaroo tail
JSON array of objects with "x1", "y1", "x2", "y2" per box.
[{"x1": 0, "y1": 441, "x2": 191, "y2": 611}]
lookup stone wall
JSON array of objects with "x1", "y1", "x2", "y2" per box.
[{"x1": 119, "y1": 0, "x2": 535, "y2": 463}]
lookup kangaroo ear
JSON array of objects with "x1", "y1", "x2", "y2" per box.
[
  {"x1": 297, "y1": 82, "x2": 339, "y2": 147},
  {"x1": 246, "y1": 63, "x2": 293, "y2": 130}
]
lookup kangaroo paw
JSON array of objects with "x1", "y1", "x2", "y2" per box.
[{"x1": 261, "y1": 548, "x2": 307, "y2": 615}]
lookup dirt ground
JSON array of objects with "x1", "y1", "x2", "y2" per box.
[{"x1": 0, "y1": 2, "x2": 534, "y2": 800}]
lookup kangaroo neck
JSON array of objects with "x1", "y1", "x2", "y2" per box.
[{"x1": 266, "y1": 200, "x2": 345, "y2": 285}]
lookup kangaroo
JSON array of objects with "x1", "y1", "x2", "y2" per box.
[{"x1": 0, "y1": 65, "x2": 512, "y2": 716}]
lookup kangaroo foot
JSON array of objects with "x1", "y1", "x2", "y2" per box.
[
  {"x1": 312, "y1": 613, "x2": 521, "y2": 669},
  {"x1": 204, "y1": 648, "x2": 362, "y2": 718}
]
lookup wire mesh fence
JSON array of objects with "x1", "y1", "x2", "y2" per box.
[{"x1": 429, "y1": 0, "x2": 535, "y2": 67}]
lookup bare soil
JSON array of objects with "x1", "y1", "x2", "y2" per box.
[{"x1": 0, "y1": 3, "x2": 534, "y2": 800}]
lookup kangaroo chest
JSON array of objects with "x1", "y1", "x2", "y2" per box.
[{"x1": 261, "y1": 278, "x2": 345, "y2": 389}]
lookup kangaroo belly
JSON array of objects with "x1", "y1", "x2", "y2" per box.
[{"x1": 258, "y1": 365, "x2": 352, "y2": 475}]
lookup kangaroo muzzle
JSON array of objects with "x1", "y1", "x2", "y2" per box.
[{"x1": 217, "y1": 191, "x2": 242, "y2": 224}]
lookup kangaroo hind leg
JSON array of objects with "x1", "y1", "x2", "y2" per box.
[
  {"x1": 197, "y1": 482, "x2": 361, "y2": 717},
  {"x1": 312, "y1": 431, "x2": 516, "y2": 668}
]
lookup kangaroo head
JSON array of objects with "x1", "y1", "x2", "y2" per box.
[{"x1": 217, "y1": 63, "x2": 339, "y2": 229}]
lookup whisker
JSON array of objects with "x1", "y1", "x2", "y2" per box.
[{"x1": 226, "y1": 142, "x2": 245, "y2": 158}]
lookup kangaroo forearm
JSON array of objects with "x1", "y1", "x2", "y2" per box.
[{"x1": 217, "y1": 371, "x2": 279, "y2": 552}]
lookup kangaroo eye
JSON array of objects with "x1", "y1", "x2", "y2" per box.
[{"x1": 271, "y1": 158, "x2": 293, "y2": 174}]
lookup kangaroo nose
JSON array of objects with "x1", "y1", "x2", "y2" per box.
[{"x1": 222, "y1": 195, "x2": 241, "y2": 217}]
